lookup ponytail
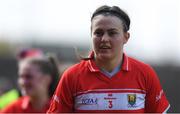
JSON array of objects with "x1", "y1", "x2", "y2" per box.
[{"x1": 46, "y1": 54, "x2": 60, "y2": 97}]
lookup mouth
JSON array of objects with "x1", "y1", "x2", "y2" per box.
[
  {"x1": 99, "y1": 44, "x2": 111, "y2": 49},
  {"x1": 21, "y1": 84, "x2": 32, "y2": 91},
  {"x1": 99, "y1": 45, "x2": 111, "y2": 50}
]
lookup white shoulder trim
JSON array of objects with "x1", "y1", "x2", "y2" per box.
[{"x1": 163, "y1": 104, "x2": 170, "y2": 114}]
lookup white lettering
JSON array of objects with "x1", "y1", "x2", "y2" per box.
[{"x1": 156, "y1": 90, "x2": 163, "y2": 102}]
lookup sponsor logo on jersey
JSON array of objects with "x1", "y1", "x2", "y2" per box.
[
  {"x1": 127, "y1": 94, "x2": 136, "y2": 107},
  {"x1": 81, "y1": 98, "x2": 98, "y2": 105}
]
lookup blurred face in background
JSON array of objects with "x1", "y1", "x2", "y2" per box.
[
  {"x1": 18, "y1": 60, "x2": 50, "y2": 98},
  {"x1": 91, "y1": 15, "x2": 129, "y2": 61}
]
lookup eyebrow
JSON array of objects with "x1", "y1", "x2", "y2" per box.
[
  {"x1": 94, "y1": 28, "x2": 118, "y2": 31},
  {"x1": 107, "y1": 28, "x2": 119, "y2": 31}
]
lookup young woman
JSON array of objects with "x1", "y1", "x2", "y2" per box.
[
  {"x1": 1, "y1": 53, "x2": 59, "y2": 113},
  {"x1": 47, "y1": 5, "x2": 170, "y2": 113}
]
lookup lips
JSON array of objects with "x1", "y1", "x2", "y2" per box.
[
  {"x1": 99, "y1": 43, "x2": 111, "y2": 49},
  {"x1": 21, "y1": 84, "x2": 32, "y2": 91},
  {"x1": 99, "y1": 45, "x2": 111, "y2": 49}
]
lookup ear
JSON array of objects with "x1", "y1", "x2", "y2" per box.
[{"x1": 123, "y1": 32, "x2": 130, "y2": 44}]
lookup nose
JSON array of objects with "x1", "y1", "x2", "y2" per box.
[
  {"x1": 101, "y1": 33, "x2": 110, "y2": 42},
  {"x1": 18, "y1": 77, "x2": 30, "y2": 86}
]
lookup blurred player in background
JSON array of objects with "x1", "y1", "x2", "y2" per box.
[
  {"x1": 1, "y1": 48, "x2": 60, "y2": 113},
  {"x1": 47, "y1": 5, "x2": 170, "y2": 113}
]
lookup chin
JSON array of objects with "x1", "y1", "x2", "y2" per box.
[{"x1": 98, "y1": 53, "x2": 112, "y2": 60}]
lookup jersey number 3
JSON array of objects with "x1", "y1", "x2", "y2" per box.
[{"x1": 108, "y1": 100, "x2": 113, "y2": 108}]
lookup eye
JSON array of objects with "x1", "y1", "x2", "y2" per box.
[
  {"x1": 93, "y1": 30, "x2": 104, "y2": 37},
  {"x1": 19, "y1": 74, "x2": 33, "y2": 80},
  {"x1": 108, "y1": 31, "x2": 118, "y2": 37},
  {"x1": 26, "y1": 74, "x2": 33, "y2": 80}
]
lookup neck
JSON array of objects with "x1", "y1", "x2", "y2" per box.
[
  {"x1": 30, "y1": 93, "x2": 49, "y2": 110},
  {"x1": 95, "y1": 53, "x2": 123, "y2": 72}
]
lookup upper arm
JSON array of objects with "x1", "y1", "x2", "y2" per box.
[
  {"x1": 47, "y1": 70, "x2": 74, "y2": 113},
  {"x1": 145, "y1": 66, "x2": 170, "y2": 112}
]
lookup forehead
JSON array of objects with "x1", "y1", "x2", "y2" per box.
[
  {"x1": 19, "y1": 61, "x2": 39, "y2": 73},
  {"x1": 91, "y1": 15, "x2": 123, "y2": 30}
]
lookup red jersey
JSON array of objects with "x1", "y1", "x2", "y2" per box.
[
  {"x1": 1, "y1": 96, "x2": 50, "y2": 113},
  {"x1": 47, "y1": 53, "x2": 170, "y2": 113}
]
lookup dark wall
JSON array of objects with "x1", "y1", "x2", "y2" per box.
[
  {"x1": 0, "y1": 57, "x2": 18, "y2": 88},
  {"x1": 153, "y1": 65, "x2": 180, "y2": 112}
]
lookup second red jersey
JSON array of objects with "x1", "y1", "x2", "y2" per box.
[{"x1": 1, "y1": 96, "x2": 50, "y2": 113}]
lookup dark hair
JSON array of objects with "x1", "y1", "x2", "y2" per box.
[
  {"x1": 21, "y1": 54, "x2": 60, "y2": 97},
  {"x1": 91, "y1": 5, "x2": 130, "y2": 32}
]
